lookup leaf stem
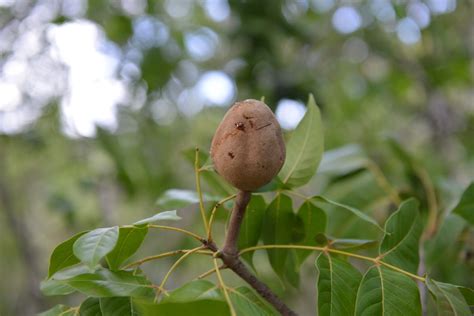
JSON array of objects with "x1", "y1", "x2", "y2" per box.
[
  {"x1": 196, "y1": 264, "x2": 226, "y2": 279},
  {"x1": 365, "y1": 160, "x2": 401, "y2": 205},
  {"x1": 147, "y1": 224, "x2": 204, "y2": 242},
  {"x1": 207, "y1": 194, "x2": 237, "y2": 241},
  {"x1": 158, "y1": 246, "x2": 205, "y2": 296},
  {"x1": 214, "y1": 257, "x2": 236, "y2": 316},
  {"x1": 195, "y1": 147, "x2": 210, "y2": 233},
  {"x1": 239, "y1": 244, "x2": 426, "y2": 282},
  {"x1": 124, "y1": 249, "x2": 213, "y2": 269}
]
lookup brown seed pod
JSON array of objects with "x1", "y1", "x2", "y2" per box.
[{"x1": 210, "y1": 99, "x2": 286, "y2": 191}]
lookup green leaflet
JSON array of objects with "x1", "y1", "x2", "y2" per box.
[
  {"x1": 106, "y1": 226, "x2": 148, "y2": 270},
  {"x1": 379, "y1": 198, "x2": 422, "y2": 274},
  {"x1": 238, "y1": 195, "x2": 266, "y2": 268},
  {"x1": 73, "y1": 227, "x2": 119, "y2": 269},
  {"x1": 295, "y1": 201, "x2": 326, "y2": 265},
  {"x1": 278, "y1": 94, "x2": 324, "y2": 188},
  {"x1": 426, "y1": 278, "x2": 471, "y2": 316},
  {"x1": 452, "y1": 182, "x2": 474, "y2": 225},
  {"x1": 316, "y1": 253, "x2": 362, "y2": 316},
  {"x1": 48, "y1": 231, "x2": 88, "y2": 278}
]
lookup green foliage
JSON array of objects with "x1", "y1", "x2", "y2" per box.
[
  {"x1": 39, "y1": 96, "x2": 473, "y2": 315},
  {"x1": 452, "y1": 183, "x2": 474, "y2": 225}
]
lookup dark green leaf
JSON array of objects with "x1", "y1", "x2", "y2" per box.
[
  {"x1": 106, "y1": 226, "x2": 148, "y2": 270},
  {"x1": 295, "y1": 201, "x2": 326, "y2": 265},
  {"x1": 426, "y1": 278, "x2": 471, "y2": 316},
  {"x1": 278, "y1": 94, "x2": 324, "y2": 187},
  {"x1": 452, "y1": 182, "x2": 474, "y2": 225},
  {"x1": 47, "y1": 267, "x2": 154, "y2": 298},
  {"x1": 379, "y1": 198, "x2": 422, "y2": 274},
  {"x1": 355, "y1": 266, "x2": 421, "y2": 316},
  {"x1": 262, "y1": 194, "x2": 298, "y2": 283},
  {"x1": 104, "y1": 15, "x2": 132, "y2": 45},
  {"x1": 133, "y1": 210, "x2": 181, "y2": 225},
  {"x1": 73, "y1": 227, "x2": 119, "y2": 269},
  {"x1": 79, "y1": 297, "x2": 101, "y2": 316},
  {"x1": 457, "y1": 286, "x2": 474, "y2": 306},
  {"x1": 48, "y1": 231, "x2": 88, "y2": 278},
  {"x1": 100, "y1": 297, "x2": 133, "y2": 316},
  {"x1": 316, "y1": 253, "x2": 362, "y2": 316},
  {"x1": 312, "y1": 196, "x2": 384, "y2": 231},
  {"x1": 238, "y1": 195, "x2": 266, "y2": 267}
]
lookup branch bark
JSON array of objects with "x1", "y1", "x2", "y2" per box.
[{"x1": 206, "y1": 190, "x2": 297, "y2": 316}]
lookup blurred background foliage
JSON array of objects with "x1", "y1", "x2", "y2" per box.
[{"x1": 0, "y1": 0, "x2": 472, "y2": 315}]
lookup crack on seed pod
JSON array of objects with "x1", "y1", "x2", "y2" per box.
[
  {"x1": 256, "y1": 122, "x2": 272, "y2": 130},
  {"x1": 228, "y1": 152, "x2": 235, "y2": 159},
  {"x1": 235, "y1": 122, "x2": 245, "y2": 131}
]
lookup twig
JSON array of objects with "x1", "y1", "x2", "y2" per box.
[
  {"x1": 196, "y1": 264, "x2": 226, "y2": 280},
  {"x1": 206, "y1": 190, "x2": 298, "y2": 316},
  {"x1": 195, "y1": 148, "x2": 210, "y2": 232},
  {"x1": 124, "y1": 249, "x2": 213, "y2": 269},
  {"x1": 214, "y1": 257, "x2": 236, "y2": 316},
  {"x1": 207, "y1": 194, "x2": 237, "y2": 241},
  {"x1": 146, "y1": 224, "x2": 205, "y2": 242}
]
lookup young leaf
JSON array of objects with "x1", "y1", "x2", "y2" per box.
[
  {"x1": 238, "y1": 195, "x2": 266, "y2": 267},
  {"x1": 355, "y1": 266, "x2": 421, "y2": 316},
  {"x1": 106, "y1": 226, "x2": 148, "y2": 270},
  {"x1": 48, "y1": 231, "x2": 87, "y2": 278},
  {"x1": 311, "y1": 196, "x2": 384, "y2": 232},
  {"x1": 133, "y1": 210, "x2": 181, "y2": 225},
  {"x1": 379, "y1": 198, "x2": 422, "y2": 274},
  {"x1": 262, "y1": 194, "x2": 298, "y2": 283},
  {"x1": 79, "y1": 297, "x2": 101, "y2": 316},
  {"x1": 100, "y1": 297, "x2": 133, "y2": 316},
  {"x1": 452, "y1": 182, "x2": 474, "y2": 225},
  {"x1": 73, "y1": 227, "x2": 119, "y2": 269},
  {"x1": 426, "y1": 278, "x2": 471, "y2": 316},
  {"x1": 38, "y1": 305, "x2": 76, "y2": 316},
  {"x1": 278, "y1": 94, "x2": 324, "y2": 188},
  {"x1": 295, "y1": 201, "x2": 326, "y2": 265},
  {"x1": 47, "y1": 267, "x2": 154, "y2": 298},
  {"x1": 155, "y1": 189, "x2": 221, "y2": 210},
  {"x1": 316, "y1": 253, "x2": 362, "y2": 316}
]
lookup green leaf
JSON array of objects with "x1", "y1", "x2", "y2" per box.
[
  {"x1": 278, "y1": 94, "x2": 324, "y2": 188},
  {"x1": 161, "y1": 280, "x2": 222, "y2": 303},
  {"x1": 41, "y1": 266, "x2": 90, "y2": 296},
  {"x1": 73, "y1": 227, "x2": 119, "y2": 269},
  {"x1": 316, "y1": 253, "x2": 362, "y2": 316},
  {"x1": 238, "y1": 195, "x2": 266, "y2": 267},
  {"x1": 262, "y1": 194, "x2": 298, "y2": 283},
  {"x1": 100, "y1": 297, "x2": 133, "y2": 316},
  {"x1": 426, "y1": 279, "x2": 471, "y2": 316},
  {"x1": 133, "y1": 210, "x2": 181, "y2": 225},
  {"x1": 457, "y1": 286, "x2": 474, "y2": 306},
  {"x1": 312, "y1": 196, "x2": 384, "y2": 232},
  {"x1": 38, "y1": 305, "x2": 76, "y2": 316},
  {"x1": 155, "y1": 189, "x2": 221, "y2": 210},
  {"x1": 106, "y1": 226, "x2": 148, "y2": 270},
  {"x1": 295, "y1": 201, "x2": 326, "y2": 265},
  {"x1": 380, "y1": 198, "x2": 422, "y2": 274},
  {"x1": 79, "y1": 297, "x2": 101, "y2": 316},
  {"x1": 330, "y1": 238, "x2": 378, "y2": 251},
  {"x1": 103, "y1": 15, "x2": 132, "y2": 45},
  {"x1": 355, "y1": 266, "x2": 421, "y2": 316},
  {"x1": 452, "y1": 182, "x2": 474, "y2": 225},
  {"x1": 229, "y1": 287, "x2": 278, "y2": 315},
  {"x1": 48, "y1": 231, "x2": 88, "y2": 278},
  {"x1": 132, "y1": 298, "x2": 229, "y2": 316},
  {"x1": 318, "y1": 144, "x2": 368, "y2": 177},
  {"x1": 48, "y1": 267, "x2": 154, "y2": 298}
]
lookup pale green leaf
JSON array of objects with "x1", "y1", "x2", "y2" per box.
[
  {"x1": 229, "y1": 287, "x2": 278, "y2": 316},
  {"x1": 278, "y1": 94, "x2": 324, "y2": 188},
  {"x1": 318, "y1": 144, "x2": 367, "y2": 176},
  {"x1": 155, "y1": 189, "x2": 221, "y2": 210},
  {"x1": 73, "y1": 227, "x2": 119, "y2": 269},
  {"x1": 38, "y1": 305, "x2": 77, "y2": 316},
  {"x1": 133, "y1": 210, "x2": 181, "y2": 225},
  {"x1": 312, "y1": 196, "x2": 384, "y2": 231},
  {"x1": 316, "y1": 253, "x2": 362, "y2": 316}
]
